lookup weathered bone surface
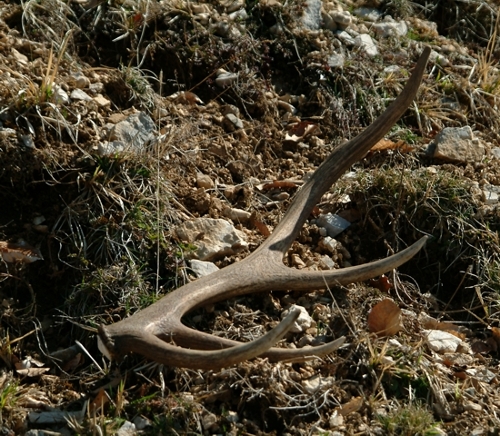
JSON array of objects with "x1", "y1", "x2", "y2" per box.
[{"x1": 98, "y1": 47, "x2": 431, "y2": 370}]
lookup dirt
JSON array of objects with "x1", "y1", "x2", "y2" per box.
[{"x1": 1, "y1": 0, "x2": 500, "y2": 435}]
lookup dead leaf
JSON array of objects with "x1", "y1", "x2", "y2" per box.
[
  {"x1": 367, "y1": 299, "x2": 402, "y2": 337},
  {"x1": 0, "y1": 240, "x2": 43, "y2": 263},
  {"x1": 90, "y1": 388, "x2": 111, "y2": 414},
  {"x1": 368, "y1": 275, "x2": 392, "y2": 292},
  {"x1": 250, "y1": 212, "x2": 271, "y2": 237},
  {"x1": 471, "y1": 340, "x2": 493, "y2": 354},
  {"x1": 369, "y1": 139, "x2": 414, "y2": 153},
  {"x1": 285, "y1": 121, "x2": 319, "y2": 142},
  {"x1": 338, "y1": 396, "x2": 363, "y2": 416},
  {"x1": 491, "y1": 327, "x2": 500, "y2": 347},
  {"x1": 261, "y1": 180, "x2": 299, "y2": 191}
]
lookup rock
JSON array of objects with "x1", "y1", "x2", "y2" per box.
[
  {"x1": 116, "y1": 421, "x2": 137, "y2": 436},
  {"x1": 327, "y1": 52, "x2": 345, "y2": 68},
  {"x1": 319, "y1": 236, "x2": 340, "y2": 253},
  {"x1": 281, "y1": 305, "x2": 312, "y2": 333},
  {"x1": 301, "y1": 374, "x2": 335, "y2": 394},
  {"x1": 190, "y1": 259, "x2": 219, "y2": 277},
  {"x1": 353, "y1": 7, "x2": 382, "y2": 22},
  {"x1": 490, "y1": 147, "x2": 500, "y2": 159},
  {"x1": 336, "y1": 30, "x2": 356, "y2": 46},
  {"x1": 427, "y1": 126, "x2": 485, "y2": 163},
  {"x1": 196, "y1": 173, "x2": 214, "y2": 189},
  {"x1": 321, "y1": 11, "x2": 337, "y2": 31},
  {"x1": 425, "y1": 330, "x2": 463, "y2": 354},
  {"x1": 173, "y1": 218, "x2": 248, "y2": 261},
  {"x1": 51, "y1": 84, "x2": 69, "y2": 105},
  {"x1": 222, "y1": 206, "x2": 252, "y2": 222},
  {"x1": 98, "y1": 112, "x2": 156, "y2": 156},
  {"x1": 354, "y1": 34, "x2": 378, "y2": 56},
  {"x1": 93, "y1": 94, "x2": 111, "y2": 107},
  {"x1": 133, "y1": 416, "x2": 151, "y2": 430},
  {"x1": 330, "y1": 11, "x2": 352, "y2": 29},
  {"x1": 316, "y1": 213, "x2": 350, "y2": 237},
  {"x1": 223, "y1": 113, "x2": 244, "y2": 131},
  {"x1": 201, "y1": 412, "x2": 218, "y2": 432},
  {"x1": 372, "y1": 19, "x2": 408, "y2": 37},
  {"x1": 215, "y1": 69, "x2": 238, "y2": 87},
  {"x1": 70, "y1": 89, "x2": 92, "y2": 101},
  {"x1": 482, "y1": 186, "x2": 499, "y2": 204},
  {"x1": 12, "y1": 48, "x2": 29, "y2": 65},
  {"x1": 429, "y1": 50, "x2": 450, "y2": 67},
  {"x1": 319, "y1": 255, "x2": 335, "y2": 270},
  {"x1": 301, "y1": 0, "x2": 322, "y2": 30},
  {"x1": 329, "y1": 410, "x2": 344, "y2": 428},
  {"x1": 229, "y1": 8, "x2": 248, "y2": 20},
  {"x1": 70, "y1": 72, "x2": 91, "y2": 88}
]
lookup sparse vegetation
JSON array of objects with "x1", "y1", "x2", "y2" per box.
[{"x1": 0, "y1": 0, "x2": 500, "y2": 434}]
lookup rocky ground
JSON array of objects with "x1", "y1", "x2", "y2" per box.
[{"x1": 1, "y1": 0, "x2": 500, "y2": 434}]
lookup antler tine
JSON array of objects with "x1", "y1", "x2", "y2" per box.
[
  {"x1": 98, "y1": 47, "x2": 431, "y2": 369},
  {"x1": 256, "y1": 46, "x2": 431, "y2": 259},
  {"x1": 98, "y1": 306, "x2": 306, "y2": 370}
]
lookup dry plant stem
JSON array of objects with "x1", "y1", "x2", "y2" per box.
[{"x1": 98, "y1": 47, "x2": 431, "y2": 370}]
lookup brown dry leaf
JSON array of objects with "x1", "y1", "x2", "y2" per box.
[
  {"x1": 62, "y1": 352, "x2": 84, "y2": 373},
  {"x1": 250, "y1": 212, "x2": 271, "y2": 237},
  {"x1": 367, "y1": 299, "x2": 402, "y2": 337},
  {"x1": 285, "y1": 121, "x2": 319, "y2": 142},
  {"x1": 368, "y1": 275, "x2": 392, "y2": 292},
  {"x1": 491, "y1": 327, "x2": 500, "y2": 347},
  {"x1": 0, "y1": 241, "x2": 43, "y2": 263},
  {"x1": 370, "y1": 139, "x2": 414, "y2": 153},
  {"x1": 471, "y1": 340, "x2": 493, "y2": 354},
  {"x1": 338, "y1": 396, "x2": 363, "y2": 416},
  {"x1": 90, "y1": 388, "x2": 111, "y2": 414},
  {"x1": 261, "y1": 180, "x2": 299, "y2": 191}
]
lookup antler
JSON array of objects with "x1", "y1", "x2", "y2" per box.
[{"x1": 98, "y1": 47, "x2": 431, "y2": 370}]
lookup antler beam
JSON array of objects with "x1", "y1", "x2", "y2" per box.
[{"x1": 98, "y1": 47, "x2": 431, "y2": 370}]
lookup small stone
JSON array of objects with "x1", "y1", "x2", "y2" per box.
[
  {"x1": 425, "y1": 330, "x2": 463, "y2": 354},
  {"x1": 330, "y1": 11, "x2": 352, "y2": 28},
  {"x1": 301, "y1": 0, "x2": 322, "y2": 30},
  {"x1": 355, "y1": 34, "x2": 378, "y2": 57},
  {"x1": 319, "y1": 255, "x2": 335, "y2": 270},
  {"x1": 173, "y1": 218, "x2": 248, "y2": 261},
  {"x1": 490, "y1": 147, "x2": 500, "y2": 159},
  {"x1": 316, "y1": 214, "x2": 350, "y2": 237},
  {"x1": 201, "y1": 412, "x2": 218, "y2": 432},
  {"x1": 372, "y1": 20, "x2": 408, "y2": 37},
  {"x1": 94, "y1": 94, "x2": 111, "y2": 107},
  {"x1": 190, "y1": 259, "x2": 219, "y2": 277},
  {"x1": 318, "y1": 235, "x2": 340, "y2": 253},
  {"x1": 353, "y1": 7, "x2": 382, "y2": 22},
  {"x1": 70, "y1": 89, "x2": 92, "y2": 101},
  {"x1": 329, "y1": 410, "x2": 344, "y2": 428},
  {"x1": 116, "y1": 421, "x2": 136, "y2": 436},
  {"x1": 327, "y1": 52, "x2": 345, "y2": 68},
  {"x1": 51, "y1": 84, "x2": 69, "y2": 105},
  {"x1": 12, "y1": 48, "x2": 29, "y2": 65},
  {"x1": 429, "y1": 50, "x2": 450, "y2": 67},
  {"x1": 70, "y1": 72, "x2": 91, "y2": 88},
  {"x1": 281, "y1": 305, "x2": 312, "y2": 333},
  {"x1": 223, "y1": 113, "x2": 244, "y2": 131},
  {"x1": 427, "y1": 126, "x2": 485, "y2": 163},
  {"x1": 196, "y1": 173, "x2": 214, "y2": 189}
]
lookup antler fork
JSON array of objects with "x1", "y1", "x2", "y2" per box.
[{"x1": 98, "y1": 47, "x2": 431, "y2": 370}]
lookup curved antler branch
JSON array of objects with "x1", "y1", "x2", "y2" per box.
[{"x1": 98, "y1": 47, "x2": 431, "y2": 369}]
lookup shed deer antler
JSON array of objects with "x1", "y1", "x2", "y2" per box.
[{"x1": 97, "y1": 47, "x2": 431, "y2": 370}]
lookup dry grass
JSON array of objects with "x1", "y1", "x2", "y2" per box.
[{"x1": 0, "y1": 0, "x2": 500, "y2": 434}]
